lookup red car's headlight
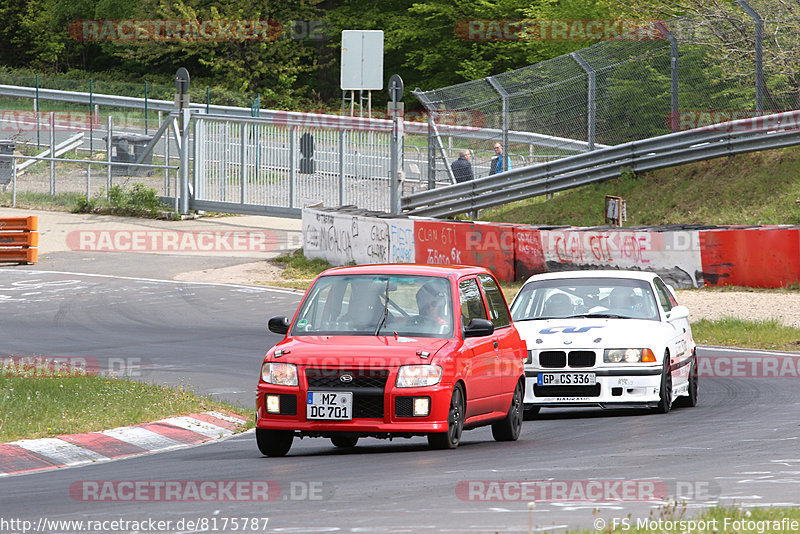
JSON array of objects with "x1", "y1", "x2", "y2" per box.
[
  {"x1": 261, "y1": 362, "x2": 299, "y2": 386},
  {"x1": 396, "y1": 365, "x2": 443, "y2": 388}
]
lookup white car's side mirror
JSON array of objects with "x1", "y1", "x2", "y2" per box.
[{"x1": 666, "y1": 305, "x2": 689, "y2": 321}]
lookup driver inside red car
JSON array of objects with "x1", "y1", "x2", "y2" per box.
[{"x1": 416, "y1": 281, "x2": 448, "y2": 330}]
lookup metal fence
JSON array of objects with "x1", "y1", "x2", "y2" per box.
[
  {"x1": 402, "y1": 109, "x2": 800, "y2": 217},
  {"x1": 192, "y1": 114, "x2": 394, "y2": 215},
  {"x1": 413, "y1": 0, "x2": 799, "y2": 183}
]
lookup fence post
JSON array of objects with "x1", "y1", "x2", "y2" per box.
[
  {"x1": 338, "y1": 129, "x2": 345, "y2": 206},
  {"x1": 144, "y1": 81, "x2": 149, "y2": 135},
  {"x1": 106, "y1": 115, "x2": 112, "y2": 199},
  {"x1": 49, "y1": 112, "x2": 55, "y2": 195},
  {"x1": 427, "y1": 112, "x2": 436, "y2": 188},
  {"x1": 240, "y1": 122, "x2": 247, "y2": 206},
  {"x1": 89, "y1": 79, "x2": 94, "y2": 156},
  {"x1": 487, "y1": 76, "x2": 510, "y2": 170},
  {"x1": 35, "y1": 74, "x2": 40, "y2": 150},
  {"x1": 656, "y1": 22, "x2": 680, "y2": 131},
  {"x1": 289, "y1": 125, "x2": 296, "y2": 208},
  {"x1": 179, "y1": 108, "x2": 191, "y2": 214},
  {"x1": 571, "y1": 52, "x2": 596, "y2": 151},
  {"x1": 735, "y1": 0, "x2": 764, "y2": 114}
]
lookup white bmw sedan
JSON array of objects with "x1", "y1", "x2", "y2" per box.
[{"x1": 510, "y1": 270, "x2": 697, "y2": 415}]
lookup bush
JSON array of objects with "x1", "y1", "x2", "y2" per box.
[{"x1": 72, "y1": 183, "x2": 164, "y2": 218}]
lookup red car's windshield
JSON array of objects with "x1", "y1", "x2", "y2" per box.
[{"x1": 291, "y1": 274, "x2": 455, "y2": 338}]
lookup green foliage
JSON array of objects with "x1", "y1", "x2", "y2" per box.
[
  {"x1": 691, "y1": 317, "x2": 800, "y2": 351},
  {"x1": 71, "y1": 183, "x2": 165, "y2": 218},
  {"x1": 484, "y1": 146, "x2": 800, "y2": 226}
]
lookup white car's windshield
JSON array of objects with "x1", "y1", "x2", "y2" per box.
[
  {"x1": 511, "y1": 277, "x2": 660, "y2": 321},
  {"x1": 291, "y1": 274, "x2": 454, "y2": 337}
]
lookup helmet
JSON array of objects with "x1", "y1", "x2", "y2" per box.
[{"x1": 543, "y1": 293, "x2": 573, "y2": 317}]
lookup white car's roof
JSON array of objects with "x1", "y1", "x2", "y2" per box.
[{"x1": 523, "y1": 270, "x2": 658, "y2": 284}]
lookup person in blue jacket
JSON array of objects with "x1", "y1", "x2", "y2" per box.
[{"x1": 489, "y1": 142, "x2": 511, "y2": 175}]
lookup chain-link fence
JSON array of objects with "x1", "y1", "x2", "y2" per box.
[{"x1": 413, "y1": 0, "x2": 799, "y2": 184}]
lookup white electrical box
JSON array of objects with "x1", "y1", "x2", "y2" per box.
[{"x1": 340, "y1": 30, "x2": 384, "y2": 90}]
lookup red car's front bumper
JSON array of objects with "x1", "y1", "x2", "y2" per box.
[{"x1": 256, "y1": 382, "x2": 453, "y2": 435}]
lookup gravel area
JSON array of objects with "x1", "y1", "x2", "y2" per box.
[{"x1": 676, "y1": 290, "x2": 800, "y2": 328}]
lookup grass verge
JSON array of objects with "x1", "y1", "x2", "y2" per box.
[
  {"x1": 691, "y1": 317, "x2": 800, "y2": 351},
  {"x1": 0, "y1": 375, "x2": 250, "y2": 443}
]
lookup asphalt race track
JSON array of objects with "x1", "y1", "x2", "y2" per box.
[{"x1": 2, "y1": 269, "x2": 800, "y2": 533}]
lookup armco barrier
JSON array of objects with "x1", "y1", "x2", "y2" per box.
[
  {"x1": 0, "y1": 216, "x2": 39, "y2": 264},
  {"x1": 302, "y1": 207, "x2": 800, "y2": 288}
]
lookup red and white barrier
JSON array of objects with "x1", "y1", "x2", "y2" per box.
[{"x1": 302, "y1": 207, "x2": 800, "y2": 288}]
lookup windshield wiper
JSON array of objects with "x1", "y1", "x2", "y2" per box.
[{"x1": 374, "y1": 278, "x2": 390, "y2": 336}]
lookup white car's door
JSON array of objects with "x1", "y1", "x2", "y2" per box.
[{"x1": 653, "y1": 277, "x2": 691, "y2": 392}]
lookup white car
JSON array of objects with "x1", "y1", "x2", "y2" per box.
[{"x1": 509, "y1": 270, "x2": 697, "y2": 415}]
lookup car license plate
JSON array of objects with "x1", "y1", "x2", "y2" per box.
[
  {"x1": 306, "y1": 391, "x2": 353, "y2": 420},
  {"x1": 537, "y1": 373, "x2": 596, "y2": 386}
]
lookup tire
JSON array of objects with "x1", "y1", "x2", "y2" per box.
[
  {"x1": 653, "y1": 352, "x2": 672, "y2": 414},
  {"x1": 523, "y1": 405, "x2": 540, "y2": 420},
  {"x1": 256, "y1": 428, "x2": 293, "y2": 457},
  {"x1": 331, "y1": 435, "x2": 359, "y2": 448},
  {"x1": 674, "y1": 352, "x2": 698, "y2": 408},
  {"x1": 428, "y1": 385, "x2": 465, "y2": 450},
  {"x1": 492, "y1": 380, "x2": 524, "y2": 442}
]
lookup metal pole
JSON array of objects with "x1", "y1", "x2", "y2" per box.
[
  {"x1": 289, "y1": 125, "x2": 296, "y2": 208},
  {"x1": 35, "y1": 74, "x2": 40, "y2": 149},
  {"x1": 427, "y1": 112, "x2": 436, "y2": 188},
  {"x1": 487, "y1": 76, "x2": 511, "y2": 170},
  {"x1": 144, "y1": 81, "x2": 149, "y2": 135},
  {"x1": 163, "y1": 111, "x2": 170, "y2": 196},
  {"x1": 657, "y1": 22, "x2": 680, "y2": 131},
  {"x1": 49, "y1": 112, "x2": 55, "y2": 195},
  {"x1": 735, "y1": 0, "x2": 764, "y2": 114},
  {"x1": 11, "y1": 154, "x2": 16, "y2": 207},
  {"x1": 86, "y1": 162, "x2": 91, "y2": 201},
  {"x1": 338, "y1": 129, "x2": 345, "y2": 206},
  {"x1": 240, "y1": 122, "x2": 246, "y2": 205},
  {"x1": 179, "y1": 109, "x2": 191, "y2": 214},
  {"x1": 106, "y1": 115, "x2": 112, "y2": 199},
  {"x1": 206, "y1": 87, "x2": 210, "y2": 114},
  {"x1": 571, "y1": 52, "x2": 596, "y2": 151},
  {"x1": 89, "y1": 79, "x2": 94, "y2": 155}
]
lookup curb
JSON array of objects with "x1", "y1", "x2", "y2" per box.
[{"x1": 0, "y1": 411, "x2": 250, "y2": 477}]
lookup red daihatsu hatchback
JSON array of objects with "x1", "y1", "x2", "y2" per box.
[{"x1": 256, "y1": 264, "x2": 526, "y2": 456}]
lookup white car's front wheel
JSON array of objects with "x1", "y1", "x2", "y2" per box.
[{"x1": 654, "y1": 352, "x2": 672, "y2": 414}]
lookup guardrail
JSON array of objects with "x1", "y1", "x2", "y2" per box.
[
  {"x1": 402, "y1": 110, "x2": 800, "y2": 217},
  {"x1": 0, "y1": 216, "x2": 38, "y2": 264}
]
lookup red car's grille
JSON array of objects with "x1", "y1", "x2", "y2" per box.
[
  {"x1": 306, "y1": 368, "x2": 389, "y2": 389},
  {"x1": 306, "y1": 368, "x2": 389, "y2": 419}
]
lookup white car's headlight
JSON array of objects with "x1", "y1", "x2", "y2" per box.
[
  {"x1": 603, "y1": 348, "x2": 656, "y2": 363},
  {"x1": 396, "y1": 365, "x2": 443, "y2": 388},
  {"x1": 261, "y1": 362, "x2": 299, "y2": 386}
]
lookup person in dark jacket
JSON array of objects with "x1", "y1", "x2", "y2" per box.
[
  {"x1": 489, "y1": 143, "x2": 512, "y2": 175},
  {"x1": 450, "y1": 150, "x2": 474, "y2": 183}
]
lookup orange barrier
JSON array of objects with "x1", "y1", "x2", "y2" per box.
[{"x1": 0, "y1": 216, "x2": 39, "y2": 264}]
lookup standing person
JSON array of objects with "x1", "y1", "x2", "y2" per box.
[
  {"x1": 450, "y1": 149, "x2": 474, "y2": 183},
  {"x1": 489, "y1": 142, "x2": 512, "y2": 175}
]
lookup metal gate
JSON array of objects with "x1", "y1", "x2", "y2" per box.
[{"x1": 191, "y1": 114, "x2": 393, "y2": 216}]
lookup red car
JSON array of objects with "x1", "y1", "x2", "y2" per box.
[{"x1": 256, "y1": 264, "x2": 527, "y2": 456}]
